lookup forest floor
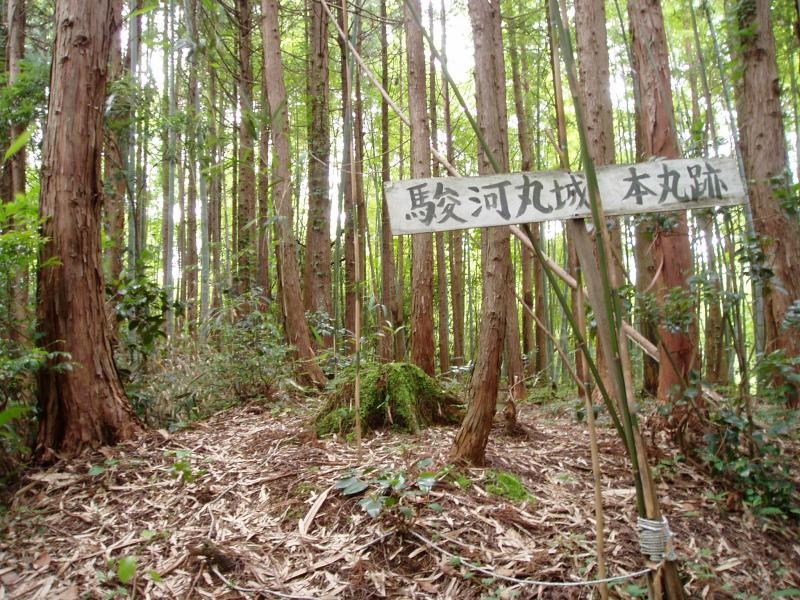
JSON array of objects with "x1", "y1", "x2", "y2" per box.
[{"x1": 1, "y1": 396, "x2": 798, "y2": 599}]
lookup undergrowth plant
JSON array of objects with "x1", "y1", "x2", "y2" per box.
[
  {"x1": 0, "y1": 189, "x2": 67, "y2": 478},
  {"x1": 687, "y1": 355, "x2": 800, "y2": 520},
  {"x1": 125, "y1": 297, "x2": 294, "y2": 429},
  {"x1": 335, "y1": 458, "x2": 444, "y2": 519},
  {"x1": 484, "y1": 470, "x2": 534, "y2": 503}
]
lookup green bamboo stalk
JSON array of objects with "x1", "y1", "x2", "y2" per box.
[{"x1": 547, "y1": 0, "x2": 644, "y2": 489}]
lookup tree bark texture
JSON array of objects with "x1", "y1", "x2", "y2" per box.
[
  {"x1": 508, "y1": 23, "x2": 535, "y2": 372},
  {"x1": 303, "y1": 0, "x2": 332, "y2": 326},
  {"x1": 257, "y1": 68, "x2": 271, "y2": 303},
  {"x1": 337, "y1": 0, "x2": 358, "y2": 349},
  {"x1": 404, "y1": 0, "x2": 435, "y2": 376},
  {"x1": 261, "y1": 0, "x2": 327, "y2": 387},
  {"x1": 6, "y1": 0, "x2": 28, "y2": 342},
  {"x1": 162, "y1": 0, "x2": 176, "y2": 336},
  {"x1": 185, "y1": 6, "x2": 199, "y2": 332},
  {"x1": 104, "y1": 0, "x2": 126, "y2": 285},
  {"x1": 449, "y1": 0, "x2": 511, "y2": 465},
  {"x1": 440, "y1": 0, "x2": 464, "y2": 366},
  {"x1": 505, "y1": 261, "x2": 525, "y2": 399},
  {"x1": 209, "y1": 73, "x2": 223, "y2": 312},
  {"x1": 736, "y1": 0, "x2": 800, "y2": 403},
  {"x1": 236, "y1": 0, "x2": 256, "y2": 298},
  {"x1": 378, "y1": 0, "x2": 400, "y2": 363},
  {"x1": 575, "y1": 0, "x2": 625, "y2": 406},
  {"x1": 629, "y1": 0, "x2": 698, "y2": 403},
  {"x1": 428, "y1": 5, "x2": 449, "y2": 375},
  {"x1": 37, "y1": 0, "x2": 142, "y2": 455}
]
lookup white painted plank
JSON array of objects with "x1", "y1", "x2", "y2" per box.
[{"x1": 384, "y1": 157, "x2": 745, "y2": 235}]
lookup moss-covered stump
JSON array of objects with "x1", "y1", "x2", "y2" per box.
[{"x1": 314, "y1": 362, "x2": 462, "y2": 437}]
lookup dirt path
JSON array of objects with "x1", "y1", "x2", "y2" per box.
[{"x1": 1, "y1": 399, "x2": 798, "y2": 599}]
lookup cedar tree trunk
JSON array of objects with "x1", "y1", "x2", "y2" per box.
[
  {"x1": 261, "y1": 0, "x2": 327, "y2": 387},
  {"x1": 37, "y1": 0, "x2": 142, "y2": 456},
  {"x1": 404, "y1": 0, "x2": 435, "y2": 376},
  {"x1": 303, "y1": 0, "x2": 333, "y2": 327},
  {"x1": 450, "y1": 0, "x2": 511, "y2": 465},
  {"x1": 629, "y1": 0, "x2": 699, "y2": 403},
  {"x1": 736, "y1": 0, "x2": 800, "y2": 404}
]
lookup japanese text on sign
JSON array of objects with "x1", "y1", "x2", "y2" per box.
[{"x1": 385, "y1": 157, "x2": 745, "y2": 235}]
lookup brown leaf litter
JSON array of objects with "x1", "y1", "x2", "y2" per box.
[{"x1": 1, "y1": 400, "x2": 798, "y2": 599}]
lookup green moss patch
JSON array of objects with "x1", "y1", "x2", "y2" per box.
[
  {"x1": 314, "y1": 362, "x2": 462, "y2": 437},
  {"x1": 485, "y1": 470, "x2": 534, "y2": 503}
]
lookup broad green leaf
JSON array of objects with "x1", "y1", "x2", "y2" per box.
[
  {"x1": 88, "y1": 465, "x2": 106, "y2": 477},
  {"x1": 117, "y1": 555, "x2": 137, "y2": 584},
  {"x1": 140, "y1": 529, "x2": 157, "y2": 541},
  {"x1": 427, "y1": 502, "x2": 443, "y2": 513},
  {"x1": 3, "y1": 128, "x2": 32, "y2": 162},
  {"x1": 358, "y1": 497, "x2": 383, "y2": 518},
  {"x1": 416, "y1": 472, "x2": 437, "y2": 493},
  {"x1": 390, "y1": 473, "x2": 407, "y2": 492},
  {"x1": 757, "y1": 507, "x2": 784, "y2": 516},
  {"x1": 334, "y1": 476, "x2": 369, "y2": 496},
  {"x1": 415, "y1": 457, "x2": 433, "y2": 469},
  {"x1": 399, "y1": 506, "x2": 414, "y2": 518},
  {"x1": 774, "y1": 589, "x2": 800, "y2": 598},
  {"x1": 0, "y1": 405, "x2": 29, "y2": 428}
]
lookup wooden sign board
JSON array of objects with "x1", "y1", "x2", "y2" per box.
[{"x1": 385, "y1": 157, "x2": 745, "y2": 235}]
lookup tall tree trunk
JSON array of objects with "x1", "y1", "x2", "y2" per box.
[
  {"x1": 688, "y1": 2, "x2": 727, "y2": 385},
  {"x1": 440, "y1": 0, "x2": 464, "y2": 366},
  {"x1": 104, "y1": 4, "x2": 126, "y2": 287},
  {"x1": 508, "y1": 22, "x2": 535, "y2": 370},
  {"x1": 525, "y1": 34, "x2": 548, "y2": 378},
  {"x1": 575, "y1": 0, "x2": 624, "y2": 407},
  {"x1": 162, "y1": 0, "x2": 176, "y2": 337},
  {"x1": 353, "y1": 43, "x2": 368, "y2": 338},
  {"x1": 209, "y1": 72, "x2": 222, "y2": 312},
  {"x1": 736, "y1": 0, "x2": 800, "y2": 405},
  {"x1": 337, "y1": 0, "x2": 358, "y2": 349},
  {"x1": 378, "y1": 0, "x2": 399, "y2": 362},
  {"x1": 185, "y1": 25, "x2": 199, "y2": 335},
  {"x1": 303, "y1": 0, "x2": 332, "y2": 326},
  {"x1": 629, "y1": 0, "x2": 698, "y2": 404},
  {"x1": 548, "y1": 2, "x2": 581, "y2": 390},
  {"x1": 236, "y1": 0, "x2": 256, "y2": 299},
  {"x1": 126, "y1": 0, "x2": 140, "y2": 269},
  {"x1": 505, "y1": 260, "x2": 525, "y2": 399},
  {"x1": 177, "y1": 128, "x2": 187, "y2": 327},
  {"x1": 428, "y1": 3, "x2": 449, "y2": 374},
  {"x1": 395, "y1": 66, "x2": 407, "y2": 363},
  {"x1": 186, "y1": 0, "x2": 210, "y2": 338},
  {"x1": 404, "y1": 0, "x2": 435, "y2": 376},
  {"x1": 635, "y1": 225, "x2": 660, "y2": 395},
  {"x1": 37, "y1": 0, "x2": 142, "y2": 455},
  {"x1": 450, "y1": 0, "x2": 511, "y2": 465},
  {"x1": 261, "y1": 0, "x2": 327, "y2": 387},
  {"x1": 6, "y1": 0, "x2": 27, "y2": 342},
  {"x1": 258, "y1": 67, "x2": 271, "y2": 302},
  {"x1": 500, "y1": 10, "x2": 524, "y2": 395}
]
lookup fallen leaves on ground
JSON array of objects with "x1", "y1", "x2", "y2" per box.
[{"x1": 1, "y1": 399, "x2": 798, "y2": 599}]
